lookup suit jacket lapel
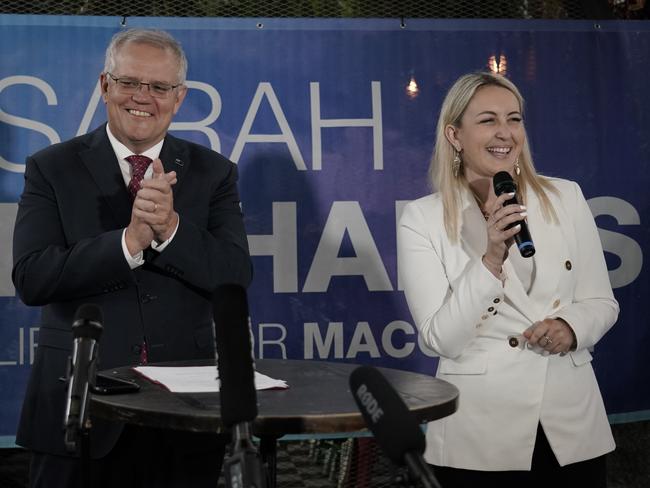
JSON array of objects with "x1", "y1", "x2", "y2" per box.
[
  {"x1": 459, "y1": 192, "x2": 489, "y2": 261},
  {"x1": 458, "y1": 188, "x2": 548, "y2": 325},
  {"x1": 521, "y1": 189, "x2": 565, "y2": 317},
  {"x1": 159, "y1": 134, "x2": 190, "y2": 199},
  {"x1": 78, "y1": 125, "x2": 132, "y2": 227},
  {"x1": 502, "y1": 189, "x2": 566, "y2": 324},
  {"x1": 502, "y1": 260, "x2": 540, "y2": 323}
]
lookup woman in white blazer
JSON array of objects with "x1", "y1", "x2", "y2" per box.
[{"x1": 397, "y1": 72, "x2": 618, "y2": 487}]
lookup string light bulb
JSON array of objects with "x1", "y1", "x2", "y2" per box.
[
  {"x1": 406, "y1": 75, "x2": 419, "y2": 98},
  {"x1": 487, "y1": 54, "x2": 508, "y2": 75}
]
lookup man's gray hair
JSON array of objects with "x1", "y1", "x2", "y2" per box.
[{"x1": 103, "y1": 29, "x2": 188, "y2": 84}]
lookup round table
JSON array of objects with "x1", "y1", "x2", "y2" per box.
[{"x1": 91, "y1": 359, "x2": 458, "y2": 486}]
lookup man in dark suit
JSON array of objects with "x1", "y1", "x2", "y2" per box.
[{"x1": 12, "y1": 29, "x2": 252, "y2": 487}]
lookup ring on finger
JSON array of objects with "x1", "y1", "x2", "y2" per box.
[{"x1": 541, "y1": 335, "x2": 553, "y2": 347}]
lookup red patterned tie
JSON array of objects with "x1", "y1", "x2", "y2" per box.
[
  {"x1": 125, "y1": 155, "x2": 153, "y2": 199},
  {"x1": 140, "y1": 340, "x2": 149, "y2": 366},
  {"x1": 125, "y1": 155, "x2": 152, "y2": 364}
]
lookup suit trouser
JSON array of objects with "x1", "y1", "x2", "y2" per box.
[
  {"x1": 29, "y1": 425, "x2": 227, "y2": 488},
  {"x1": 432, "y1": 423, "x2": 607, "y2": 488}
]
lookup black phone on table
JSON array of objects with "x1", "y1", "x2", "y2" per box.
[{"x1": 91, "y1": 373, "x2": 140, "y2": 394}]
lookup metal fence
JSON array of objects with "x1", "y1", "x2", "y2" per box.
[{"x1": 1, "y1": 0, "x2": 646, "y2": 19}]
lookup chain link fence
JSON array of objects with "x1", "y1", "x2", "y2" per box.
[{"x1": 1, "y1": 0, "x2": 646, "y2": 19}]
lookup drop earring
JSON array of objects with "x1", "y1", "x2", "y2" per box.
[
  {"x1": 514, "y1": 157, "x2": 521, "y2": 176},
  {"x1": 452, "y1": 150, "x2": 462, "y2": 178}
]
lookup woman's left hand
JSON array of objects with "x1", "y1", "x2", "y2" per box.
[{"x1": 523, "y1": 318, "x2": 576, "y2": 355}]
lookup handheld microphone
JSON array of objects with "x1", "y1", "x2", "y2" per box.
[
  {"x1": 349, "y1": 366, "x2": 441, "y2": 488},
  {"x1": 493, "y1": 171, "x2": 535, "y2": 257},
  {"x1": 63, "y1": 303, "x2": 103, "y2": 453},
  {"x1": 212, "y1": 284, "x2": 266, "y2": 488}
]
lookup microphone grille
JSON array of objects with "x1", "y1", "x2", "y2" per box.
[
  {"x1": 72, "y1": 303, "x2": 103, "y2": 340},
  {"x1": 493, "y1": 171, "x2": 516, "y2": 196},
  {"x1": 212, "y1": 284, "x2": 258, "y2": 426}
]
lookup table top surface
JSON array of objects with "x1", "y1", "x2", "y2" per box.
[{"x1": 91, "y1": 359, "x2": 458, "y2": 437}]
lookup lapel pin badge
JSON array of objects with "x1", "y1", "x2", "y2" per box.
[{"x1": 174, "y1": 158, "x2": 184, "y2": 167}]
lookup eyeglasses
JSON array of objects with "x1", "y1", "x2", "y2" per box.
[{"x1": 106, "y1": 72, "x2": 181, "y2": 99}]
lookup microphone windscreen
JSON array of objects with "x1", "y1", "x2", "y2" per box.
[
  {"x1": 212, "y1": 284, "x2": 258, "y2": 426},
  {"x1": 349, "y1": 366, "x2": 425, "y2": 465},
  {"x1": 493, "y1": 171, "x2": 516, "y2": 196},
  {"x1": 72, "y1": 303, "x2": 103, "y2": 340}
]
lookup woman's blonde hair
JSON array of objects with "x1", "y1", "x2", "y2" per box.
[{"x1": 429, "y1": 72, "x2": 557, "y2": 240}]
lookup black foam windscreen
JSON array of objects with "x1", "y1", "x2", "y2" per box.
[
  {"x1": 212, "y1": 284, "x2": 258, "y2": 427},
  {"x1": 349, "y1": 366, "x2": 425, "y2": 465},
  {"x1": 71, "y1": 303, "x2": 103, "y2": 340},
  {"x1": 493, "y1": 170, "x2": 517, "y2": 196}
]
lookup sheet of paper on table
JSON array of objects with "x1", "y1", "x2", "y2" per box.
[{"x1": 133, "y1": 365, "x2": 289, "y2": 393}]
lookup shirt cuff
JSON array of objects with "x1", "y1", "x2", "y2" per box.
[
  {"x1": 122, "y1": 229, "x2": 145, "y2": 269},
  {"x1": 151, "y1": 216, "x2": 180, "y2": 253}
]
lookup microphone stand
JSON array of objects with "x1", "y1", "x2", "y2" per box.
[
  {"x1": 393, "y1": 472, "x2": 440, "y2": 488},
  {"x1": 390, "y1": 456, "x2": 442, "y2": 488},
  {"x1": 223, "y1": 422, "x2": 267, "y2": 488},
  {"x1": 403, "y1": 454, "x2": 442, "y2": 488},
  {"x1": 392, "y1": 466, "x2": 416, "y2": 487},
  {"x1": 63, "y1": 398, "x2": 93, "y2": 488},
  {"x1": 80, "y1": 419, "x2": 91, "y2": 488},
  {"x1": 63, "y1": 353, "x2": 97, "y2": 488}
]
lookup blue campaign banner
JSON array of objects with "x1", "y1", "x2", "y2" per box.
[{"x1": 1, "y1": 16, "x2": 648, "y2": 443}]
